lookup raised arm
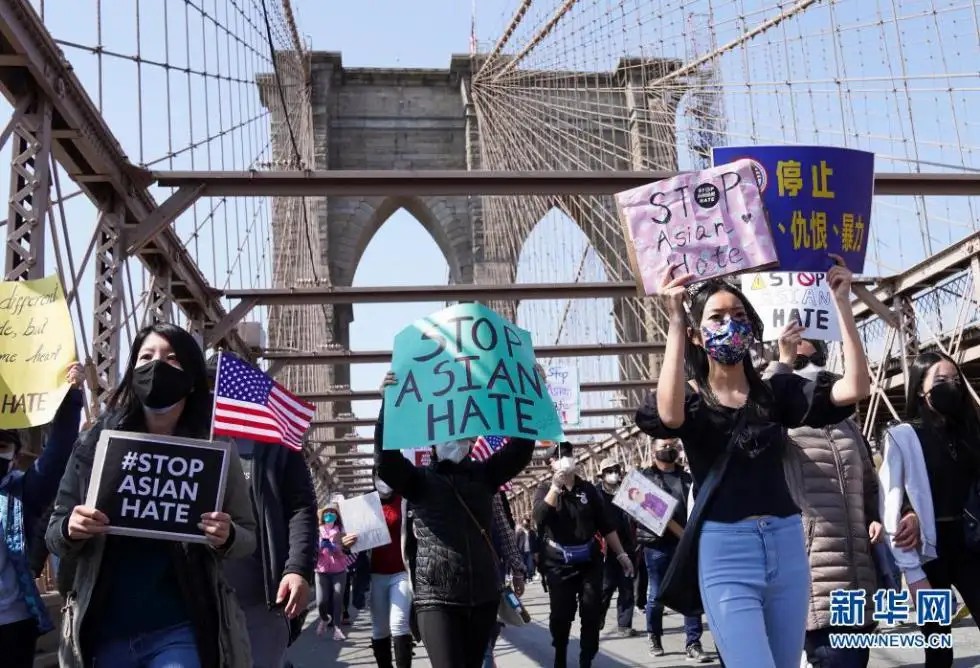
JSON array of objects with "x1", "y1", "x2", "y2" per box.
[
  {"x1": 374, "y1": 389, "x2": 424, "y2": 502},
  {"x1": 827, "y1": 255, "x2": 871, "y2": 406},
  {"x1": 656, "y1": 269, "x2": 695, "y2": 429},
  {"x1": 483, "y1": 437, "x2": 534, "y2": 490},
  {"x1": 22, "y1": 377, "x2": 84, "y2": 512}
]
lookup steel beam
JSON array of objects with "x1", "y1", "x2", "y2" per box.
[
  {"x1": 0, "y1": 0, "x2": 246, "y2": 352},
  {"x1": 4, "y1": 93, "x2": 50, "y2": 280},
  {"x1": 222, "y1": 281, "x2": 640, "y2": 305},
  {"x1": 264, "y1": 342, "x2": 663, "y2": 366},
  {"x1": 151, "y1": 170, "x2": 980, "y2": 198},
  {"x1": 91, "y1": 199, "x2": 125, "y2": 410},
  {"x1": 312, "y1": 407, "x2": 632, "y2": 429},
  {"x1": 298, "y1": 379, "x2": 656, "y2": 402},
  {"x1": 852, "y1": 231, "x2": 980, "y2": 320}
]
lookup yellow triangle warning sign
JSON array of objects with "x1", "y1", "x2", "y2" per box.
[{"x1": 750, "y1": 275, "x2": 766, "y2": 290}]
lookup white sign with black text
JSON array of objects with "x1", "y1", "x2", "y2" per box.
[
  {"x1": 741, "y1": 272, "x2": 841, "y2": 342},
  {"x1": 85, "y1": 430, "x2": 230, "y2": 543}
]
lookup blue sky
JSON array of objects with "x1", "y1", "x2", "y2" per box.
[{"x1": 5, "y1": 0, "x2": 978, "y2": 439}]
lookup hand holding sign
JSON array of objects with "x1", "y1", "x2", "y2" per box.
[
  {"x1": 341, "y1": 533, "x2": 358, "y2": 549},
  {"x1": 777, "y1": 322, "x2": 807, "y2": 365},
  {"x1": 67, "y1": 505, "x2": 110, "y2": 540},
  {"x1": 826, "y1": 253, "x2": 853, "y2": 303},
  {"x1": 67, "y1": 362, "x2": 84, "y2": 389},
  {"x1": 199, "y1": 511, "x2": 232, "y2": 548},
  {"x1": 662, "y1": 268, "x2": 696, "y2": 320}
]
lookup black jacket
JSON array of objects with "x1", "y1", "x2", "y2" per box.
[
  {"x1": 635, "y1": 466, "x2": 691, "y2": 549},
  {"x1": 247, "y1": 441, "x2": 318, "y2": 643},
  {"x1": 374, "y1": 407, "x2": 533, "y2": 609},
  {"x1": 598, "y1": 485, "x2": 635, "y2": 554}
]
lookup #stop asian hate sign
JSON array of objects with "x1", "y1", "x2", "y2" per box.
[
  {"x1": 85, "y1": 431, "x2": 230, "y2": 543},
  {"x1": 383, "y1": 303, "x2": 564, "y2": 450}
]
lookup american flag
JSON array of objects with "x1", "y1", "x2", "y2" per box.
[
  {"x1": 471, "y1": 435, "x2": 507, "y2": 462},
  {"x1": 470, "y1": 435, "x2": 514, "y2": 492},
  {"x1": 211, "y1": 353, "x2": 315, "y2": 451}
]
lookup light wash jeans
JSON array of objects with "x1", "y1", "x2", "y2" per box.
[
  {"x1": 91, "y1": 621, "x2": 200, "y2": 668},
  {"x1": 370, "y1": 571, "x2": 412, "y2": 640},
  {"x1": 698, "y1": 514, "x2": 810, "y2": 668}
]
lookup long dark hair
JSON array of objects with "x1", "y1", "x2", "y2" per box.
[
  {"x1": 906, "y1": 351, "x2": 980, "y2": 445},
  {"x1": 685, "y1": 279, "x2": 772, "y2": 414},
  {"x1": 105, "y1": 323, "x2": 212, "y2": 437}
]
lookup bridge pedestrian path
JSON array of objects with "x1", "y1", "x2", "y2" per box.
[{"x1": 285, "y1": 579, "x2": 980, "y2": 667}]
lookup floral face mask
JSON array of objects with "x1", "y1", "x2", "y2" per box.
[{"x1": 701, "y1": 317, "x2": 755, "y2": 366}]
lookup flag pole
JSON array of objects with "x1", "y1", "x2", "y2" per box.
[{"x1": 209, "y1": 352, "x2": 223, "y2": 442}]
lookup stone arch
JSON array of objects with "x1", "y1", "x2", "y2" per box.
[{"x1": 329, "y1": 195, "x2": 472, "y2": 289}]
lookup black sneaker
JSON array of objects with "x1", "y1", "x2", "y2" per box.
[
  {"x1": 648, "y1": 636, "x2": 665, "y2": 657},
  {"x1": 686, "y1": 642, "x2": 710, "y2": 662}
]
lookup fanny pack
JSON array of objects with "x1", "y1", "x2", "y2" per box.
[{"x1": 547, "y1": 539, "x2": 594, "y2": 564}]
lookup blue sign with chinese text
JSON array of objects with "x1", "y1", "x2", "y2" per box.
[{"x1": 712, "y1": 146, "x2": 875, "y2": 273}]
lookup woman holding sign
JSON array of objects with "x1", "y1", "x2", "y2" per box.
[
  {"x1": 45, "y1": 323, "x2": 257, "y2": 668},
  {"x1": 635, "y1": 255, "x2": 870, "y2": 668},
  {"x1": 375, "y1": 372, "x2": 535, "y2": 668}
]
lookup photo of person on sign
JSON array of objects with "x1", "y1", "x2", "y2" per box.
[{"x1": 46, "y1": 323, "x2": 256, "y2": 668}]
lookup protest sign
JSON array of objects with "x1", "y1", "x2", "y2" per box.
[
  {"x1": 0, "y1": 275, "x2": 76, "y2": 429},
  {"x1": 741, "y1": 272, "x2": 841, "y2": 342},
  {"x1": 546, "y1": 365, "x2": 580, "y2": 426},
  {"x1": 402, "y1": 448, "x2": 432, "y2": 467},
  {"x1": 338, "y1": 492, "x2": 391, "y2": 553},
  {"x1": 383, "y1": 303, "x2": 564, "y2": 450},
  {"x1": 616, "y1": 160, "x2": 776, "y2": 295},
  {"x1": 85, "y1": 430, "x2": 230, "y2": 543},
  {"x1": 612, "y1": 470, "x2": 678, "y2": 537},
  {"x1": 712, "y1": 146, "x2": 874, "y2": 273}
]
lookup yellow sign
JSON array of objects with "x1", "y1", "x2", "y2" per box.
[
  {"x1": 0, "y1": 276, "x2": 75, "y2": 428},
  {"x1": 750, "y1": 275, "x2": 767, "y2": 290}
]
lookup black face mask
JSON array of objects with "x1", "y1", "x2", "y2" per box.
[
  {"x1": 928, "y1": 381, "x2": 964, "y2": 417},
  {"x1": 132, "y1": 360, "x2": 194, "y2": 410},
  {"x1": 794, "y1": 350, "x2": 827, "y2": 370},
  {"x1": 655, "y1": 448, "x2": 678, "y2": 463}
]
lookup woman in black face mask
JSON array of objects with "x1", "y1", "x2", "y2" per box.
[
  {"x1": 878, "y1": 351, "x2": 980, "y2": 668},
  {"x1": 45, "y1": 323, "x2": 256, "y2": 668}
]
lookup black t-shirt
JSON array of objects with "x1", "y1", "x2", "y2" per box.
[
  {"x1": 635, "y1": 373, "x2": 854, "y2": 523},
  {"x1": 532, "y1": 477, "x2": 613, "y2": 568},
  {"x1": 913, "y1": 421, "x2": 979, "y2": 518},
  {"x1": 598, "y1": 486, "x2": 634, "y2": 552}
]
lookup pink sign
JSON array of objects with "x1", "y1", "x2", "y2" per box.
[{"x1": 616, "y1": 159, "x2": 777, "y2": 295}]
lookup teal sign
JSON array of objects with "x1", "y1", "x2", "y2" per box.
[{"x1": 382, "y1": 303, "x2": 564, "y2": 450}]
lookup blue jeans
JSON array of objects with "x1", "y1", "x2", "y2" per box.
[
  {"x1": 91, "y1": 622, "x2": 200, "y2": 668},
  {"x1": 643, "y1": 544, "x2": 703, "y2": 645},
  {"x1": 699, "y1": 515, "x2": 809, "y2": 668}
]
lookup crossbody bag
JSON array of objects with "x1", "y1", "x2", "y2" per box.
[
  {"x1": 451, "y1": 487, "x2": 530, "y2": 627},
  {"x1": 659, "y1": 410, "x2": 748, "y2": 617}
]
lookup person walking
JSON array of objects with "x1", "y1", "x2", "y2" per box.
[
  {"x1": 879, "y1": 351, "x2": 980, "y2": 667},
  {"x1": 315, "y1": 497, "x2": 351, "y2": 641},
  {"x1": 534, "y1": 442, "x2": 634, "y2": 668},
  {"x1": 46, "y1": 323, "x2": 257, "y2": 668},
  {"x1": 636, "y1": 439, "x2": 711, "y2": 662},
  {"x1": 207, "y1": 355, "x2": 318, "y2": 668},
  {"x1": 635, "y1": 257, "x2": 870, "y2": 668},
  {"x1": 0, "y1": 364, "x2": 84, "y2": 667},
  {"x1": 595, "y1": 457, "x2": 637, "y2": 638},
  {"x1": 765, "y1": 338, "x2": 883, "y2": 667},
  {"x1": 375, "y1": 372, "x2": 534, "y2": 668}
]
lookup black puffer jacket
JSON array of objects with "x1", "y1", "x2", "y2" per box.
[{"x1": 374, "y1": 406, "x2": 533, "y2": 609}]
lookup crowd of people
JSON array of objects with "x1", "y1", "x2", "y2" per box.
[{"x1": 0, "y1": 255, "x2": 977, "y2": 668}]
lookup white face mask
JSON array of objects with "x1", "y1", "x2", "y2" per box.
[
  {"x1": 553, "y1": 456, "x2": 577, "y2": 474},
  {"x1": 375, "y1": 478, "x2": 392, "y2": 497},
  {"x1": 604, "y1": 472, "x2": 620, "y2": 485},
  {"x1": 794, "y1": 363, "x2": 824, "y2": 383},
  {"x1": 434, "y1": 440, "x2": 470, "y2": 464}
]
